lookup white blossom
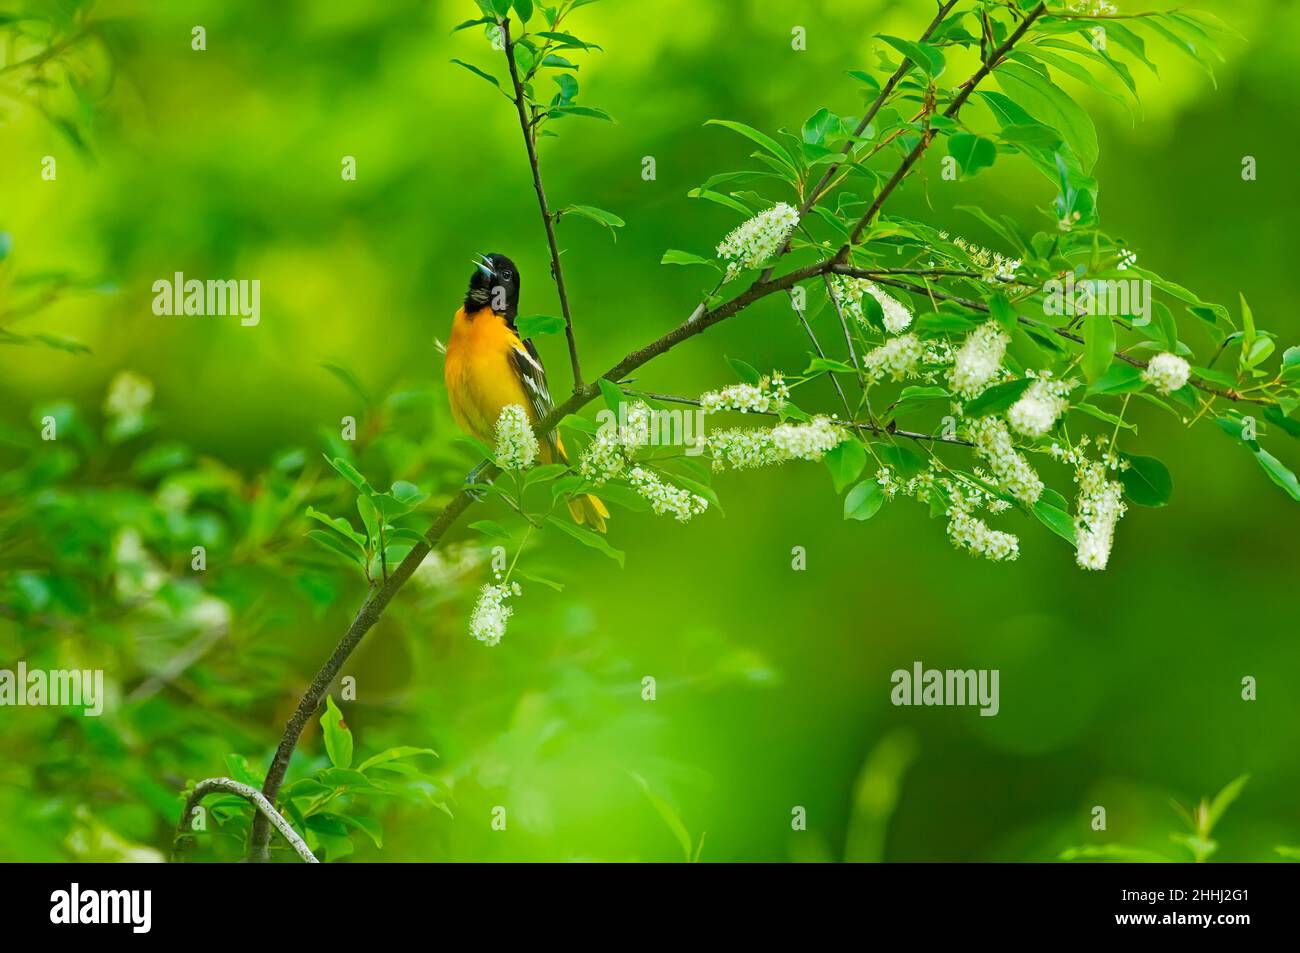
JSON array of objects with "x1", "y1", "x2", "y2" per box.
[
  {"x1": 948, "y1": 321, "x2": 1010, "y2": 399},
  {"x1": 627, "y1": 466, "x2": 708, "y2": 522},
  {"x1": 699, "y1": 373, "x2": 789, "y2": 414},
  {"x1": 716, "y1": 203, "x2": 799, "y2": 280},
  {"x1": 493, "y1": 404, "x2": 538, "y2": 470},
  {"x1": 1073, "y1": 458, "x2": 1126, "y2": 570},
  {"x1": 1142, "y1": 352, "x2": 1190, "y2": 395},
  {"x1": 1006, "y1": 376, "x2": 1075, "y2": 439},
  {"x1": 829, "y1": 275, "x2": 912, "y2": 333},
  {"x1": 862, "y1": 333, "x2": 923, "y2": 384},
  {"x1": 104, "y1": 371, "x2": 154, "y2": 422},
  {"x1": 769, "y1": 415, "x2": 843, "y2": 461},
  {"x1": 967, "y1": 416, "x2": 1044, "y2": 505},
  {"x1": 706, "y1": 415, "x2": 844, "y2": 471},
  {"x1": 946, "y1": 504, "x2": 1020, "y2": 562},
  {"x1": 469, "y1": 581, "x2": 521, "y2": 647}
]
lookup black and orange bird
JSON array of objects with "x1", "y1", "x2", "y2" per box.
[{"x1": 444, "y1": 253, "x2": 608, "y2": 533}]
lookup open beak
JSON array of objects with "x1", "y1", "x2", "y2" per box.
[{"x1": 472, "y1": 253, "x2": 495, "y2": 279}]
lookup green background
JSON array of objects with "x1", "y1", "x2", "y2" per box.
[{"x1": 1, "y1": 0, "x2": 1297, "y2": 861}]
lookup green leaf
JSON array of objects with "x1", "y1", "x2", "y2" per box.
[
  {"x1": 323, "y1": 454, "x2": 372, "y2": 493},
  {"x1": 963, "y1": 377, "x2": 1034, "y2": 417},
  {"x1": 1033, "y1": 499, "x2": 1076, "y2": 544},
  {"x1": 877, "y1": 35, "x2": 944, "y2": 77},
  {"x1": 1086, "y1": 363, "x2": 1145, "y2": 395},
  {"x1": 947, "y1": 133, "x2": 997, "y2": 178},
  {"x1": 306, "y1": 530, "x2": 365, "y2": 568},
  {"x1": 995, "y1": 62, "x2": 1098, "y2": 171},
  {"x1": 358, "y1": 746, "x2": 438, "y2": 772},
  {"x1": 804, "y1": 356, "x2": 857, "y2": 375},
  {"x1": 546, "y1": 515, "x2": 625, "y2": 566},
  {"x1": 844, "y1": 480, "x2": 884, "y2": 521},
  {"x1": 515, "y1": 569, "x2": 565, "y2": 591},
  {"x1": 561, "y1": 204, "x2": 624, "y2": 237},
  {"x1": 1082, "y1": 313, "x2": 1116, "y2": 384},
  {"x1": 801, "y1": 106, "x2": 844, "y2": 145},
  {"x1": 516, "y1": 314, "x2": 567, "y2": 338},
  {"x1": 596, "y1": 377, "x2": 624, "y2": 415},
  {"x1": 726, "y1": 356, "x2": 762, "y2": 386},
  {"x1": 1120, "y1": 454, "x2": 1172, "y2": 507},
  {"x1": 705, "y1": 119, "x2": 797, "y2": 175},
  {"x1": 340, "y1": 814, "x2": 384, "y2": 849},
  {"x1": 1252, "y1": 444, "x2": 1300, "y2": 501},
  {"x1": 305, "y1": 506, "x2": 367, "y2": 548},
  {"x1": 450, "y1": 59, "x2": 501, "y2": 91},
  {"x1": 469, "y1": 519, "x2": 511, "y2": 540},
  {"x1": 321, "y1": 696, "x2": 353, "y2": 770},
  {"x1": 660, "y1": 249, "x2": 714, "y2": 267},
  {"x1": 824, "y1": 440, "x2": 866, "y2": 493},
  {"x1": 1206, "y1": 774, "x2": 1249, "y2": 833}
]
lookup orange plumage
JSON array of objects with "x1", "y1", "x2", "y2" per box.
[{"x1": 445, "y1": 254, "x2": 607, "y2": 533}]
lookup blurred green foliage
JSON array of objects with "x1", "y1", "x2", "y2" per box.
[{"x1": 1, "y1": 0, "x2": 1298, "y2": 861}]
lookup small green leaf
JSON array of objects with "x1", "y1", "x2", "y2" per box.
[
  {"x1": 844, "y1": 480, "x2": 884, "y2": 521},
  {"x1": 824, "y1": 440, "x2": 866, "y2": 493},
  {"x1": 1083, "y1": 312, "x2": 1116, "y2": 384},
  {"x1": 450, "y1": 58, "x2": 501, "y2": 90},
  {"x1": 1252, "y1": 444, "x2": 1300, "y2": 501},
  {"x1": 470, "y1": 519, "x2": 512, "y2": 540},
  {"x1": 1120, "y1": 454, "x2": 1172, "y2": 507},
  {"x1": 963, "y1": 377, "x2": 1034, "y2": 417},
  {"x1": 517, "y1": 314, "x2": 567, "y2": 338},
  {"x1": 321, "y1": 696, "x2": 353, "y2": 770},
  {"x1": 947, "y1": 133, "x2": 997, "y2": 177},
  {"x1": 546, "y1": 515, "x2": 625, "y2": 566},
  {"x1": 660, "y1": 249, "x2": 714, "y2": 267}
]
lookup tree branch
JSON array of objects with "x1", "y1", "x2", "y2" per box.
[
  {"x1": 177, "y1": 777, "x2": 318, "y2": 863},
  {"x1": 502, "y1": 17, "x2": 584, "y2": 392},
  {"x1": 837, "y1": 267, "x2": 1277, "y2": 406},
  {"x1": 840, "y1": 2, "x2": 1048, "y2": 253}
]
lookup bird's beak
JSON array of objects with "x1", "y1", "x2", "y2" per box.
[{"x1": 472, "y1": 253, "x2": 495, "y2": 279}]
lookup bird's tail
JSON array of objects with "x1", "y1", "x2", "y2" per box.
[
  {"x1": 568, "y1": 492, "x2": 609, "y2": 534},
  {"x1": 551, "y1": 434, "x2": 609, "y2": 534}
]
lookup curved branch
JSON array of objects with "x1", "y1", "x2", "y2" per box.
[{"x1": 176, "y1": 777, "x2": 318, "y2": 863}]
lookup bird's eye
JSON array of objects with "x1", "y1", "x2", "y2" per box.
[{"x1": 502, "y1": 270, "x2": 514, "y2": 281}]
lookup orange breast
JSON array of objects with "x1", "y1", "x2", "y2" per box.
[{"x1": 444, "y1": 306, "x2": 534, "y2": 444}]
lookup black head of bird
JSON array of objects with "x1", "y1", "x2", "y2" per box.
[{"x1": 465, "y1": 252, "x2": 521, "y2": 321}]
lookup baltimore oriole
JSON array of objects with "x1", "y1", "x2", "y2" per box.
[{"x1": 445, "y1": 253, "x2": 608, "y2": 533}]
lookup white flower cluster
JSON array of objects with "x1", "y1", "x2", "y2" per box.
[
  {"x1": 717, "y1": 203, "x2": 799, "y2": 281},
  {"x1": 770, "y1": 415, "x2": 844, "y2": 461},
  {"x1": 699, "y1": 373, "x2": 789, "y2": 414},
  {"x1": 104, "y1": 371, "x2": 154, "y2": 423},
  {"x1": 493, "y1": 404, "x2": 538, "y2": 470},
  {"x1": 1073, "y1": 458, "x2": 1127, "y2": 571},
  {"x1": 829, "y1": 275, "x2": 913, "y2": 333},
  {"x1": 469, "y1": 580, "x2": 521, "y2": 647},
  {"x1": 705, "y1": 415, "x2": 844, "y2": 472},
  {"x1": 952, "y1": 236, "x2": 1021, "y2": 284},
  {"x1": 1006, "y1": 375, "x2": 1075, "y2": 439},
  {"x1": 946, "y1": 501, "x2": 1020, "y2": 562},
  {"x1": 967, "y1": 416, "x2": 1044, "y2": 505},
  {"x1": 1117, "y1": 247, "x2": 1137, "y2": 270},
  {"x1": 578, "y1": 401, "x2": 654, "y2": 485},
  {"x1": 948, "y1": 321, "x2": 1010, "y2": 399},
  {"x1": 862, "y1": 333, "x2": 923, "y2": 384},
  {"x1": 1142, "y1": 352, "x2": 1190, "y2": 395},
  {"x1": 627, "y1": 466, "x2": 708, "y2": 522},
  {"x1": 577, "y1": 402, "x2": 707, "y2": 521}
]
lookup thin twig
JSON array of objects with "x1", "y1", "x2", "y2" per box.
[{"x1": 502, "y1": 17, "x2": 584, "y2": 392}]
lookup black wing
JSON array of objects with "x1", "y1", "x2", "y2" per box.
[{"x1": 508, "y1": 339, "x2": 561, "y2": 459}]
